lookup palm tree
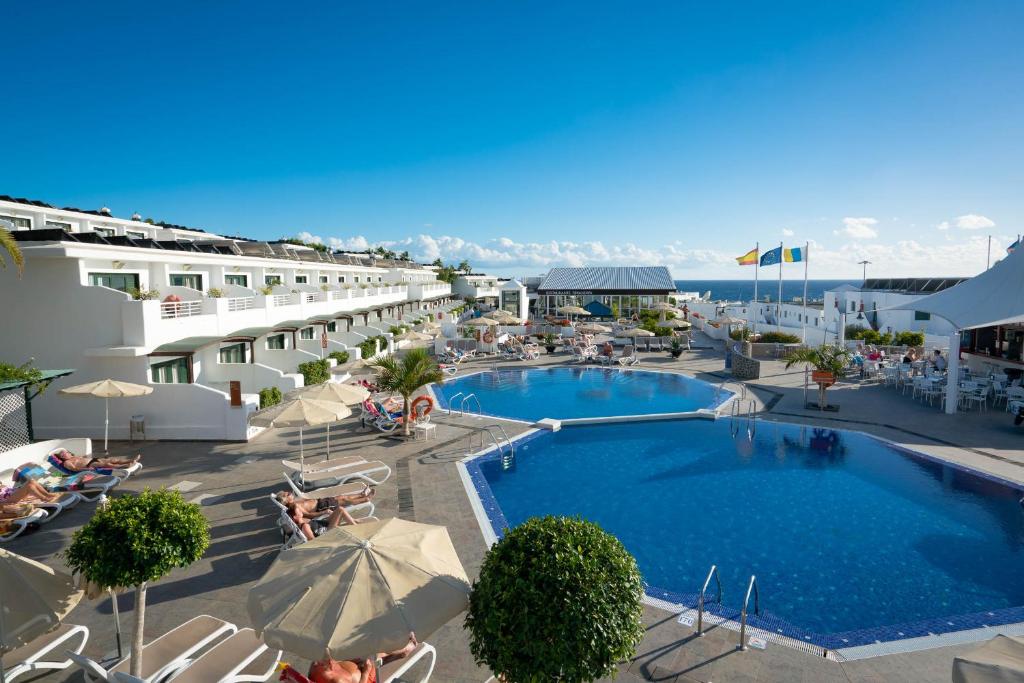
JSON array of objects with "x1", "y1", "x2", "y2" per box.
[
  {"x1": 0, "y1": 224, "x2": 24, "y2": 276},
  {"x1": 458, "y1": 259, "x2": 472, "y2": 274},
  {"x1": 785, "y1": 344, "x2": 850, "y2": 410},
  {"x1": 371, "y1": 348, "x2": 444, "y2": 437}
]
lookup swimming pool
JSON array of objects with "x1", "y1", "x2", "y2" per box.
[
  {"x1": 464, "y1": 418, "x2": 1024, "y2": 649},
  {"x1": 434, "y1": 367, "x2": 727, "y2": 421}
]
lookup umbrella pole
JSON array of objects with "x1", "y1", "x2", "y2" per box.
[
  {"x1": 1, "y1": 594, "x2": 7, "y2": 683},
  {"x1": 111, "y1": 589, "x2": 123, "y2": 660},
  {"x1": 104, "y1": 397, "x2": 110, "y2": 453},
  {"x1": 326, "y1": 423, "x2": 331, "y2": 462},
  {"x1": 299, "y1": 427, "x2": 304, "y2": 471}
]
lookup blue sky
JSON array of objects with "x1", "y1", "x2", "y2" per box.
[{"x1": 3, "y1": 1, "x2": 1022, "y2": 278}]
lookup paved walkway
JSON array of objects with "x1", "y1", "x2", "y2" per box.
[{"x1": 7, "y1": 343, "x2": 1022, "y2": 682}]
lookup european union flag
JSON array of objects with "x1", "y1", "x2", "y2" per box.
[{"x1": 760, "y1": 246, "x2": 782, "y2": 267}]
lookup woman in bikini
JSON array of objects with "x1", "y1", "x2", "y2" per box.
[
  {"x1": 0, "y1": 479, "x2": 61, "y2": 505},
  {"x1": 306, "y1": 632, "x2": 419, "y2": 683}
]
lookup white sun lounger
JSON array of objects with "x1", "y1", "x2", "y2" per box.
[
  {"x1": 68, "y1": 614, "x2": 237, "y2": 682},
  {"x1": 379, "y1": 642, "x2": 437, "y2": 683},
  {"x1": 280, "y1": 455, "x2": 365, "y2": 475},
  {"x1": 270, "y1": 480, "x2": 376, "y2": 519},
  {"x1": 278, "y1": 508, "x2": 379, "y2": 550},
  {"x1": 0, "y1": 507, "x2": 48, "y2": 542},
  {"x1": 291, "y1": 459, "x2": 392, "y2": 490},
  {"x1": 110, "y1": 628, "x2": 281, "y2": 683},
  {"x1": 34, "y1": 492, "x2": 82, "y2": 523},
  {"x1": 1, "y1": 622, "x2": 89, "y2": 682}
]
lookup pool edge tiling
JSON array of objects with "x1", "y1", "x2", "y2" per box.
[{"x1": 457, "y1": 420, "x2": 1024, "y2": 658}]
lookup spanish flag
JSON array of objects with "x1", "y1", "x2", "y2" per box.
[{"x1": 735, "y1": 247, "x2": 758, "y2": 266}]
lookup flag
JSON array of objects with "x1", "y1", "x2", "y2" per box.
[
  {"x1": 735, "y1": 248, "x2": 758, "y2": 266},
  {"x1": 760, "y1": 246, "x2": 782, "y2": 267},
  {"x1": 1009, "y1": 238, "x2": 1020, "y2": 255},
  {"x1": 783, "y1": 246, "x2": 804, "y2": 262}
]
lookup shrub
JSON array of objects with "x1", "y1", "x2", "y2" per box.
[
  {"x1": 759, "y1": 331, "x2": 801, "y2": 344},
  {"x1": 64, "y1": 489, "x2": 209, "y2": 677},
  {"x1": 129, "y1": 287, "x2": 160, "y2": 300},
  {"x1": 729, "y1": 327, "x2": 752, "y2": 341},
  {"x1": 466, "y1": 516, "x2": 645, "y2": 683},
  {"x1": 258, "y1": 285, "x2": 274, "y2": 295},
  {"x1": 0, "y1": 360, "x2": 45, "y2": 392},
  {"x1": 297, "y1": 359, "x2": 330, "y2": 385},
  {"x1": 358, "y1": 335, "x2": 387, "y2": 360},
  {"x1": 206, "y1": 287, "x2": 223, "y2": 298},
  {"x1": 894, "y1": 331, "x2": 925, "y2": 347},
  {"x1": 389, "y1": 325, "x2": 408, "y2": 336},
  {"x1": 328, "y1": 350, "x2": 350, "y2": 365},
  {"x1": 320, "y1": 283, "x2": 330, "y2": 291},
  {"x1": 259, "y1": 386, "x2": 282, "y2": 409}
]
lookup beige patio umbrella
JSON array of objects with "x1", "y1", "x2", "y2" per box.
[
  {"x1": 294, "y1": 384, "x2": 370, "y2": 461},
  {"x1": 576, "y1": 323, "x2": 610, "y2": 334},
  {"x1": 248, "y1": 518, "x2": 471, "y2": 663},
  {"x1": 648, "y1": 301, "x2": 679, "y2": 323},
  {"x1": 664, "y1": 319, "x2": 692, "y2": 329},
  {"x1": 249, "y1": 397, "x2": 352, "y2": 470},
  {"x1": 1, "y1": 549, "x2": 83, "y2": 683},
  {"x1": 615, "y1": 327, "x2": 655, "y2": 338},
  {"x1": 398, "y1": 330, "x2": 434, "y2": 342},
  {"x1": 464, "y1": 317, "x2": 500, "y2": 327},
  {"x1": 59, "y1": 379, "x2": 153, "y2": 453}
]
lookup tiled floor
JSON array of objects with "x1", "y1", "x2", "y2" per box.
[{"x1": 7, "y1": 341, "x2": 1021, "y2": 682}]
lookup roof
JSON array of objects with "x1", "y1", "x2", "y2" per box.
[
  {"x1": 273, "y1": 320, "x2": 313, "y2": 330},
  {"x1": 862, "y1": 277, "x2": 967, "y2": 294},
  {"x1": 151, "y1": 336, "x2": 224, "y2": 354},
  {"x1": 224, "y1": 326, "x2": 275, "y2": 340},
  {"x1": 0, "y1": 368, "x2": 75, "y2": 393},
  {"x1": 882, "y1": 249, "x2": 1024, "y2": 330},
  {"x1": 537, "y1": 267, "x2": 675, "y2": 293}
]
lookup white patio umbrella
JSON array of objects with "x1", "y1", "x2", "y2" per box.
[
  {"x1": 59, "y1": 379, "x2": 153, "y2": 453},
  {"x1": 615, "y1": 327, "x2": 655, "y2": 338},
  {"x1": 464, "y1": 317, "x2": 500, "y2": 326},
  {"x1": 249, "y1": 397, "x2": 352, "y2": 470},
  {"x1": 664, "y1": 319, "x2": 692, "y2": 329},
  {"x1": 576, "y1": 323, "x2": 611, "y2": 334},
  {"x1": 398, "y1": 330, "x2": 434, "y2": 342},
  {"x1": 1, "y1": 549, "x2": 84, "y2": 683},
  {"x1": 248, "y1": 518, "x2": 470, "y2": 664},
  {"x1": 293, "y1": 384, "x2": 370, "y2": 461}
]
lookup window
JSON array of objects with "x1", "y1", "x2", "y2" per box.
[
  {"x1": 338, "y1": 275, "x2": 346, "y2": 283},
  {"x1": 294, "y1": 275, "x2": 308, "y2": 284},
  {"x1": 151, "y1": 357, "x2": 189, "y2": 384},
  {"x1": 89, "y1": 272, "x2": 140, "y2": 292},
  {"x1": 319, "y1": 275, "x2": 329, "y2": 284},
  {"x1": 265, "y1": 274, "x2": 282, "y2": 286},
  {"x1": 354, "y1": 276, "x2": 360, "y2": 283},
  {"x1": 848, "y1": 301, "x2": 855, "y2": 312},
  {"x1": 224, "y1": 274, "x2": 248, "y2": 287},
  {"x1": 327, "y1": 321, "x2": 337, "y2": 332},
  {"x1": 169, "y1": 273, "x2": 203, "y2": 290},
  {"x1": 218, "y1": 343, "x2": 247, "y2": 364},
  {"x1": 378, "y1": 276, "x2": 383, "y2": 282},
  {"x1": 300, "y1": 327, "x2": 315, "y2": 340},
  {"x1": 0, "y1": 215, "x2": 31, "y2": 229},
  {"x1": 46, "y1": 220, "x2": 72, "y2": 230},
  {"x1": 914, "y1": 311, "x2": 931, "y2": 321},
  {"x1": 94, "y1": 227, "x2": 115, "y2": 237},
  {"x1": 125, "y1": 230, "x2": 146, "y2": 239},
  {"x1": 266, "y1": 334, "x2": 286, "y2": 350}
]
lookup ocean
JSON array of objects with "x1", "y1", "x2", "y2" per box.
[{"x1": 673, "y1": 279, "x2": 859, "y2": 303}]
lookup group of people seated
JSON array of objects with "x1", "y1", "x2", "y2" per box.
[{"x1": 851, "y1": 344, "x2": 948, "y2": 376}]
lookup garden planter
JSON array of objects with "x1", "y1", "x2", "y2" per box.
[
  {"x1": 545, "y1": 345, "x2": 557, "y2": 353},
  {"x1": 670, "y1": 349, "x2": 683, "y2": 359}
]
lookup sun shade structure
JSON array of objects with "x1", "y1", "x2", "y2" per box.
[
  {"x1": 615, "y1": 328, "x2": 655, "y2": 337},
  {"x1": 556, "y1": 305, "x2": 590, "y2": 315},
  {"x1": 664, "y1": 319, "x2": 692, "y2": 329},
  {"x1": 290, "y1": 384, "x2": 370, "y2": 461},
  {"x1": 576, "y1": 323, "x2": 611, "y2": 333},
  {"x1": 247, "y1": 518, "x2": 470, "y2": 663},
  {"x1": 398, "y1": 330, "x2": 434, "y2": 342},
  {"x1": 58, "y1": 379, "x2": 153, "y2": 452},
  {"x1": 464, "y1": 317, "x2": 500, "y2": 326},
  {"x1": 953, "y1": 634, "x2": 1024, "y2": 683},
  {"x1": 249, "y1": 397, "x2": 352, "y2": 469},
  {"x1": 0, "y1": 549, "x2": 83, "y2": 682}
]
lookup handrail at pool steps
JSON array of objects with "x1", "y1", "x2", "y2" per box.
[
  {"x1": 460, "y1": 393, "x2": 482, "y2": 417},
  {"x1": 465, "y1": 424, "x2": 516, "y2": 470},
  {"x1": 696, "y1": 564, "x2": 723, "y2": 637},
  {"x1": 729, "y1": 399, "x2": 757, "y2": 438},
  {"x1": 447, "y1": 392, "x2": 464, "y2": 415},
  {"x1": 739, "y1": 575, "x2": 760, "y2": 651}
]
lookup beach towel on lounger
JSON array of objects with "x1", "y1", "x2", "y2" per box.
[
  {"x1": 47, "y1": 448, "x2": 117, "y2": 476},
  {"x1": 12, "y1": 463, "x2": 101, "y2": 492}
]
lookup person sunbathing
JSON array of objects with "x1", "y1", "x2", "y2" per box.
[
  {"x1": 52, "y1": 449, "x2": 140, "y2": 472},
  {"x1": 0, "y1": 480, "x2": 61, "y2": 504},
  {"x1": 278, "y1": 488, "x2": 375, "y2": 540},
  {"x1": 0, "y1": 503, "x2": 37, "y2": 520},
  {"x1": 307, "y1": 632, "x2": 419, "y2": 683}
]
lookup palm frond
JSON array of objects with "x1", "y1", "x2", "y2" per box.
[{"x1": 0, "y1": 227, "x2": 24, "y2": 276}]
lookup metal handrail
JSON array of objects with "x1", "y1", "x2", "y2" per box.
[
  {"x1": 739, "y1": 575, "x2": 760, "y2": 651},
  {"x1": 460, "y1": 393, "x2": 482, "y2": 417},
  {"x1": 448, "y1": 392, "x2": 464, "y2": 416},
  {"x1": 696, "y1": 565, "x2": 722, "y2": 636}
]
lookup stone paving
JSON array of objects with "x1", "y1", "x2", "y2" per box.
[{"x1": 7, "y1": 338, "x2": 1023, "y2": 682}]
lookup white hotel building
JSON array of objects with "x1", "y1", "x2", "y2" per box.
[{"x1": 0, "y1": 196, "x2": 461, "y2": 442}]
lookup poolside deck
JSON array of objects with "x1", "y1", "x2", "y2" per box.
[{"x1": 9, "y1": 340, "x2": 1023, "y2": 683}]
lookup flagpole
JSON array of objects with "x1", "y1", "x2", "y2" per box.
[
  {"x1": 753, "y1": 242, "x2": 759, "y2": 337},
  {"x1": 987, "y1": 235, "x2": 992, "y2": 270},
  {"x1": 777, "y1": 241, "x2": 783, "y2": 331},
  {"x1": 801, "y1": 242, "x2": 809, "y2": 344}
]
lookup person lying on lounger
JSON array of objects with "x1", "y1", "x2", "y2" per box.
[
  {"x1": 0, "y1": 503, "x2": 37, "y2": 520},
  {"x1": 0, "y1": 479, "x2": 62, "y2": 505},
  {"x1": 306, "y1": 632, "x2": 419, "y2": 683},
  {"x1": 50, "y1": 449, "x2": 140, "y2": 472},
  {"x1": 278, "y1": 487, "x2": 376, "y2": 540}
]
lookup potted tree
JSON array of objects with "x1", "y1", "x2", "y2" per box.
[
  {"x1": 784, "y1": 343, "x2": 851, "y2": 411},
  {"x1": 64, "y1": 489, "x2": 210, "y2": 677},
  {"x1": 543, "y1": 333, "x2": 558, "y2": 354},
  {"x1": 466, "y1": 516, "x2": 645, "y2": 683},
  {"x1": 668, "y1": 337, "x2": 684, "y2": 359},
  {"x1": 371, "y1": 347, "x2": 444, "y2": 438}
]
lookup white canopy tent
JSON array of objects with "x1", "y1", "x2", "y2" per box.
[{"x1": 882, "y1": 246, "x2": 1024, "y2": 413}]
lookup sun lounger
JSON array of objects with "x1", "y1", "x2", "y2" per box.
[
  {"x1": 2, "y1": 622, "x2": 89, "y2": 682},
  {"x1": 0, "y1": 506, "x2": 48, "y2": 542},
  {"x1": 617, "y1": 345, "x2": 639, "y2": 366},
  {"x1": 68, "y1": 614, "x2": 237, "y2": 683},
  {"x1": 272, "y1": 478, "x2": 376, "y2": 518},
  {"x1": 277, "y1": 508, "x2": 379, "y2": 550},
  {"x1": 110, "y1": 628, "x2": 281, "y2": 683},
  {"x1": 276, "y1": 642, "x2": 436, "y2": 683},
  {"x1": 290, "y1": 459, "x2": 391, "y2": 490},
  {"x1": 280, "y1": 455, "x2": 365, "y2": 474}
]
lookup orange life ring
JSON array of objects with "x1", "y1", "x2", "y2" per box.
[
  {"x1": 482, "y1": 331, "x2": 495, "y2": 344},
  {"x1": 411, "y1": 395, "x2": 434, "y2": 419}
]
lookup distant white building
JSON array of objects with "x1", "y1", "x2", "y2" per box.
[{"x1": 451, "y1": 274, "x2": 502, "y2": 303}]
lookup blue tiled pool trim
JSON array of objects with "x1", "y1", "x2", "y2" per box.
[{"x1": 460, "y1": 419, "x2": 1024, "y2": 652}]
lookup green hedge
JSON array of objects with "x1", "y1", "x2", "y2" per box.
[
  {"x1": 258, "y1": 386, "x2": 282, "y2": 409},
  {"x1": 846, "y1": 326, "x2": 925, "y2": 347},
  {"x1": 759, "y1": 331, "x2": 801, "y2": 343},
  {"x1": 297, "y1": 359, "x2": 330, "y2": 386},
  {"x1": 388, "y1": 325, "x2": 408, "y2": 336},
  {"x1": 358, "y1": 335, "x2": 388, "y2": 360},
  {"x1": 328, "y1": 350, "x2": 350, "y2": 365}
]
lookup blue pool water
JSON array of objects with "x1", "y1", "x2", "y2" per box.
[
  {"x1": 435, "y1": 368, "x2": 726, "y2": 420},
  {"x1": 470, "y1": 419, "x2": 1024, "y2": 644}
]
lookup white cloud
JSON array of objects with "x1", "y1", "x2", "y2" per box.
[
  {"x1": 954, "y1": 214, "x2": 995, "y2": 230},
  {"x1": 782, "y1": 228, "x2": 795, "y2": 237},
  {"x1": 937, "y1": 221, "x2": 951, "y2": 231},
  {"x1": 837, "y1": 217, "x2": 878, "y2": 239}
]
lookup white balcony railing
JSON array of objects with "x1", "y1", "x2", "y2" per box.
[
  {"x1": 160, "y1": 300, "x2": 202, "y2": 319},
  {"x1": 303, "y1": 293, "x2": 316, "y2": 303},
  {"x1": 226, "y1": 296, "x2": 255, "y2": 312},
  {"x1": 272, "y1": 294, "x2": 291, "y2": 307}
]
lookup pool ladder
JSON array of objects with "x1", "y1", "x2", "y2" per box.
[
  {"x1": 695, "y1": 565, "x2": 760, "y2": 651},
  {"x1": 447, "y1": 392, "x2": 483, "y2": 417},
  {"x1": 730, "y1": 399, "x2": 757, "y2": 438},
  {"x1": 716, "y1": 378, "x2": 747, "y2": 405},
  {"x1": 466, "y1": 424, "x2": 516, "y2": 470}
]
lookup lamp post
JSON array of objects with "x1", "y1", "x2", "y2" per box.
[{"x1": 858, "y1": 260, "x2": 871, "y2": 282}]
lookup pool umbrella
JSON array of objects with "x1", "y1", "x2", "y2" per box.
[
  {"x1": 59, "y1": 379, "x2": 153, "y2": 453},
  {"x1": 576, "y1": 323, "x2": 610, "y2": 334},
  {"x1": 398, "y1": 330, "x2": 434, "y2": 342},
  {"x1": 464, "y1": 317, "x2": 500, "y2": 327},
  {"x1": 292, "y1": 384, "x2": 370, "y2": 461},
  {"x1": 0, "y1": 549, "x2": 83, "y2": 683},
  {"x1": 248, "y1": 518, "x2": 470, "y2": 663},
  {"x1": 79, "y1": 578, "x2": 128, "y2": 661},
  {"x1": 664, "y1": 319, "x2": 692, "y2": 329},
  {"x1": 249, "y1": 397, "x2": 352, "y2": 471},
  {"x1": 615, "y1": 328, "x2": 655, "y2": 338}
]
